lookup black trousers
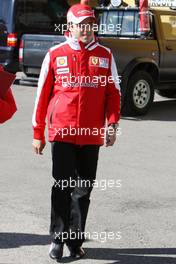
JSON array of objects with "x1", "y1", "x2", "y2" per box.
[{"x1": 49, "y1": 142, "x2": 100, "y2": 247}]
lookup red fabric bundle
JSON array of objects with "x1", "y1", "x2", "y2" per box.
[{"x1": 0, "y1": 65, "x2": 17, "y2": 123}]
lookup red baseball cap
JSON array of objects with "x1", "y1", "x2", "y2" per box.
[{"x1": 67, "y1": 2, "x2": 95, "y2": 24}]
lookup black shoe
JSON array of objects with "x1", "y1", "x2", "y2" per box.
[
  {"x1": 49, "y1": 242, "x2": 64, "y2": 260},
  {"x1": 67, "y1": 245, "x2": 85, "y2": 258}
]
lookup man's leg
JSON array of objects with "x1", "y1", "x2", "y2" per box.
[
  {"x1": 49, "y1": 141, "x2": 76, "y2": 244},
  {"x1": 67, "y1": 145, "x2": 100, "y2": 249}
]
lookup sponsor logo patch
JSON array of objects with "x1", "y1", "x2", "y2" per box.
[
  {"x1": 56, "y1": 56, "x2": 67, "y2": 67},
  {"x1": 99, "y1": 57, "x2": 109, "y2": 69},
  {"x1": 78, "y1": 10, "x2": 93, "y2": 15},
  {"x1": 56, "y1": 67, "x2": 69, "y2": 74},
  {"x1": 89, "y1": 57, "x2": 109, "y2": 68}
]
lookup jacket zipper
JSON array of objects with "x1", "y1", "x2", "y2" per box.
[
  {"x1": 50, "y1": 95, "x2": 60, "y2": 128},
  {"x1": 75, "y1": 53, "x2": 80, "y2": 144},
  {"x1": 72, "y1": 54, "x2": 76, "y2": 77},
  {"x1": 71, "y1": 53, "x2": 79, "y2": 144}
]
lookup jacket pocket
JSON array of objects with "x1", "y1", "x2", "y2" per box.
[{"x1": 49, "y1": 95, "x2": 61, "y2": 128}]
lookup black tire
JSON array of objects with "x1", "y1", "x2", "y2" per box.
[
  {"x1": 156, "y1": 89, "x2": 176, "y2": 98},
  {"x1": 122, "y1": 71, "x2": 155, "y2": 116}
]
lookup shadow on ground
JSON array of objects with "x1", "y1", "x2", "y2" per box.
[
  {"x1": 84, "y1": 247, "x2": 176, "y2": 264},
  {"x1": 0, "y1": 232, "x2": 50, "y2": 249},
  {"x1": 0, "y1": 233, "x2": 176, "y2": 263},
  {"x1": 122, "y1": 99, "x2": 176, "y2": 122}
]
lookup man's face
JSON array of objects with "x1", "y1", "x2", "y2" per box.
[{"x1": 69, "y1": 17, "x2": 95, "y2": 44}]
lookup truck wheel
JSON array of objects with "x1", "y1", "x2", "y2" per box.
[
  {"x1": 122, "y1": 71, "x2": 154, "y2": 116},
  {"x1": 156, "y1": 89, "x2": 176, "y2": 98}
]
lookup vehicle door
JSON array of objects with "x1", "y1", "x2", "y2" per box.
[{"x1": 159, "y1": 13, "x2": 176, "y2": 82}]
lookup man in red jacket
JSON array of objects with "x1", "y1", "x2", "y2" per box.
[{"x1": 32, "y1": 1, "x2": 120, "y2": 260}]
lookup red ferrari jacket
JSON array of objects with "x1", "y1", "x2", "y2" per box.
[
  {"x1": 32, "y1": 35, "x2": 121, "y2": 145},
  {"x1": 0, "y1": 88, "x2": 17, "y2": 124}
]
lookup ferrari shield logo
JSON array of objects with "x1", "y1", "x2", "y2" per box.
[{"x1": 90, "y1": 57, "x2": 99, "y2": 66}]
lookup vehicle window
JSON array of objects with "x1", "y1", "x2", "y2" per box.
[
  {"x1": 0, "y1": 0, "x2": 11, "y2": 24},
  {"x1": 15, "y1": 0, "x2": 70, "y2": 34},
  {"x1": 97, "y1": 10, "x2": 141, "y2": 37},
  {"x1": 160, "y1": 15, "x2": 176, "y2": 40}
]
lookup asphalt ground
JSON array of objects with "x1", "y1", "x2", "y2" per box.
[{"x1": 0, "y1": 79, "x2": 176, "y2": 264}]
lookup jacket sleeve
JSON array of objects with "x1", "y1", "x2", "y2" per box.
[
  {"x1": 0, "y1": 88, "x2": 17, "y2": 124},
  {"x1": 105, "y1": 53, "x2": 121, "y2": 125},
  {"x1": 32, "y1": 51, "x2": 54, "y2": 141}
]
